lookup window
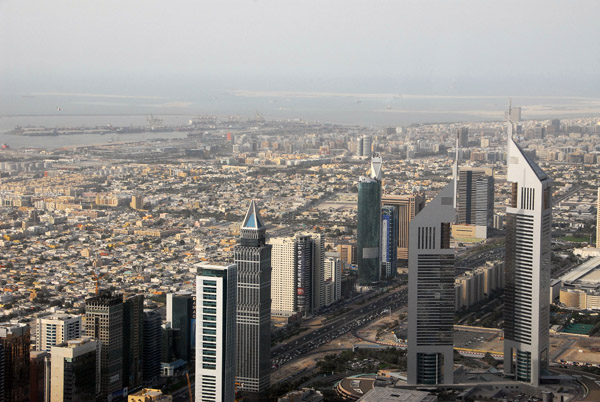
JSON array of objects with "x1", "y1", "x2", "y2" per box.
[
  {"x1": 203, "y1": 280, "x2": 216, "y2": 286},
  {"x1": 203, "y1": 329, "x2": 216, "y2": 335},
  {"x1": 203, "y1": 308, "x2": 216, "y2": 314}
]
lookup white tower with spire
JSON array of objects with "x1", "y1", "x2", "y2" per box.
[{"x1": 503, "y1": 106, "x2": 552, "y2": 386}]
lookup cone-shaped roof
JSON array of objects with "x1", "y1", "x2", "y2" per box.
[{"x1": 241, "y1": 199, "x2": 264, "y2": 229}]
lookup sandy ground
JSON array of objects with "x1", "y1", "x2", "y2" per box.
[{"x1": 560, "y1": 338, "x2": 600, "y2": 365}]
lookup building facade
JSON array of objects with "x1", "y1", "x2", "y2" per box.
[
  {"x1": 456, "y1": 168, "x2": 494, "y2": 239},
  {"x1": 0, "y1": 323, "x2": 30, "y2": 402},
  {"x1": 166, "y1": 292, "x2": 193, "y2": 363},
  {"x1": 85, "y1": 292, "x2": 124, "y2": 401},
  {"x1": 50, "y1": 337, "x2": 99, "y2": 402},
  {"x1": 270, "y1": 233, "x2": 324, "y2": 316},
  {"x1": 503, "y1": 122, "x2": 552, "y2": 387},
  {"x1": 142, "y1": 310, "x2": 162, "y2": 387},
  {"x1": 234, "y1": 200, "x2": 272, "y2": 394},
  {"x1": 382, "y1": 194, "x2": 425, "y2": 260},
  {"x1": 357, "y1": 154, "x2": 382, "y2": 286},
  {"x1": 381, "y1": 205, "x2": 398, "y2": 278},
  {"x1": 195, "y1": 264, "x2": 237, "y2": 402},
  {"x1": 407, "y1": 182, "x2": 455, "y2": 385},
  {"x1": 123, "y1": 294, "x2": 144, "y2": 392},
  {"x1": 35, "y1": 314, "x2": 81, "y2": 352}
]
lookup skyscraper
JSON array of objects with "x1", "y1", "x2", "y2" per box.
[
  {"x1": 456, "y1": 168, "x2": 494, "y2": 239},
  {"x1": 503, "y1": 117, "x2": 552, "y2": 387},
  {"x1": 50, "y1": 337, "x2": 99, "y2": 402},
  {"x1": 0, "y1": 323, "x2": 30, "y2": 402},
  {"x1": 362, "y1": 135, "x2": 373, "y2": 157},
  {"x1": 166, "y1": 292, "x2": 193, "y2": 363},
  {"x1": 195, "y1": 264, "x2": 237, "y2": 402},
  {"x1": 270, "y1": 233, "x2": 325, "y2": 316},
  {"x1": 85, "y1": 291, "x2": 124, "y2": 401},
  {"x1": 323, "y1": 257, "x2": 341, "y2": 305},
  {"x1": 296, "y1": 233, "x2": 325, "y2": 314},
  {"x1": 458, "y1": 127, "x2": 469, "y2": 148},
  {"x1": 0, "y1": 344, "x2": 4, "y2": 402},
  {"x1": 407, "y1": 182, "x2": 455, "y2": 385},
  {"x1": 29, "y1": 351, "x2": 49, "y2": 402},
  {"x1": 234, "y1": 200, "x2": 272, "y2": 394},
  {"x1": 142, "y1": 310, "x2": 162, "y2": 387},
  {"x1": 35, "y1": 313, "x2": 81, "y2": 352},
  {"x1": 270, "y1": 236, "x2": 296, "y2": 316},
  {"x1": 123, "y1": 294, "x2": 144, "y2": 392},
  {"x1": 596, "y1": 188, "x2": 600, "y2": 249},
  {"x1": 382, "y1": 194, "x2": 425, "y2": 260},
  {"x1": 357, "y1": 153, "x2": 383, "y2": 286},
  {"x1": 381, "y1": 205, "x2": 398, "y2": 278}
]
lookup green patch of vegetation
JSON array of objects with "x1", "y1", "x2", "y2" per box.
[
  {"x1": 316, "y1": 347, "x2": 407, "y2": 375},
  {"x1": 561, "y1": 236, "x2": 589, "y2": 243}
]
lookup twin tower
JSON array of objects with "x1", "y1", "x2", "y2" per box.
[{"x1": 358, "y1": 117, "x2": 551, "y2": 387}]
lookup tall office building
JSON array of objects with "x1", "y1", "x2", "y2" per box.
[
  {"x1": 597, "y1": 188, "x2": 600, "y2": 249},
  {"x1": 0, "y1": 323, "x2": 30, "y2": 402},
  {"x1": 323, "y1": 257, "x2": 341, "y2": 305},
  {"x1": 356, "y1": 136, "x2": 364, "y2": 157},
  {"x1": 381, "y1": 205, "x2": 398, "y2": 278},
  {"x1": 85, "y1": 291, "x2": 124, "y2": 401},
  {"x1": 270, "y1": 237, "x2": 296, "y2": 316},
  {"x1": 130, "y1": 193, "x2": 144, "y2": 210},
  {"x1": 195, "y1": 264, "x2": 237, "y2": 402},
  {"x1": 503, "y1": 118, "x2": 552, "y2": 387},
  {"x1": 458, "y1": 127, "x2": 469, "y2": 148},
  {"x1": 166, "y1": 292, "x2": 193, "y2": 363},
  {"x1": 337, "y1": 244, "x2": 356, "y2": 266},
  {"x1": 270, "y1": 233, "x2": 325, "y2": 316},
  {"x1": 29, "y1": 351, "x2": 49, "y2": 402},
  {"x1": 234, "y1": 200, "x2": 272, "y2": 394},
  {"x1": 296, "y1": 233, "x2": 325, "y2": 314},
  {"x1": 0, "y1": 344, "x2": 4, "y2": 402},
  {"x1": 407, "y1": 182, "x2": 455, "y2": 385},
  {"x1": 456, "y1": 168, "x2": 494, "y2": 239},
  {"x1": 382, "y1": 194, "x2": 426, "y2": 260},
  {"x1": 35, "y1": 313, "x2": 81, "y2": 352},
  {"x1": 357, "y1": 153, "x2": 383, "y2": 286},
  {"x1": 123, "y1": 294, "x2": 144, "y2": 391},
  {"x1": 50, "y1": 337, "x2": 99, "y2": 402},
  {"x1": 142, "y1": 310, "x2": 162, "y2": 387},
  {"x1": 362, "y1": 135, "x2": 373, "y2": 157}
]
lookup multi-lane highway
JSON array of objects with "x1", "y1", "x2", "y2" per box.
[{"x1": 271, "y1": 286, "x2": 408, "y2": 373}]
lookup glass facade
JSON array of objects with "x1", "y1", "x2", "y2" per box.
[{"x1": 357, "y1": 179, "x2": 381, "y2": 285}]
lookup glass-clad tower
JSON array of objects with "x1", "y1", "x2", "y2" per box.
[
  {"x1": 234, "y1": 200, "x2": 272, "y2": 394},
  {"x1": 407, "y1": 182, "x2": 455, "y2": 385},
  {"x1": 381, "y1": 205, "x2": 398, "y2": 278},
  {"x1": 195, "y1": 263, "x2": 237, "y2": 402},
  {"x1": 503, "y1": 114, "x2": 552, "y2": 387},
  {"x1": 357, "y1": 153, "x2": 383, "y2": 286}
]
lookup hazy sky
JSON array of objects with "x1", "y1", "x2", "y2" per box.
[{"x1": 2, "y1": 0, "x2": 600, "y2": 99}]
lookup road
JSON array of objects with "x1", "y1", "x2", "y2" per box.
[
  {"x1": 555, "y1": 368, "x2": 600, "y2": 402},
  {"x1": 271, "y1": 286, "x2": 408, "y2": 378}
]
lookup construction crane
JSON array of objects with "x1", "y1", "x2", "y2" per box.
[
  {"x1": 91, "y1": 271, "x2": 108, "y2": 295},
  {"x1": 186, "y1": 372, "x2": 193, "y2": 402}
]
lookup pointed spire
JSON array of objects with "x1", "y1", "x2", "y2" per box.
[{"x1": 241, "y1": 199, "x2": 264, "y2": 230}]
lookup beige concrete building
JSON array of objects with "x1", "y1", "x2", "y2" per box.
[
  {"x1": 128, "y1": 388, "x2": 172, "y2": 401},
  {"x1": 50, "y1": 337, "x2": 99, "y2": 402},
  {"x1": 35, "y1": 313, "x2": 81, "y2": 352}
]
